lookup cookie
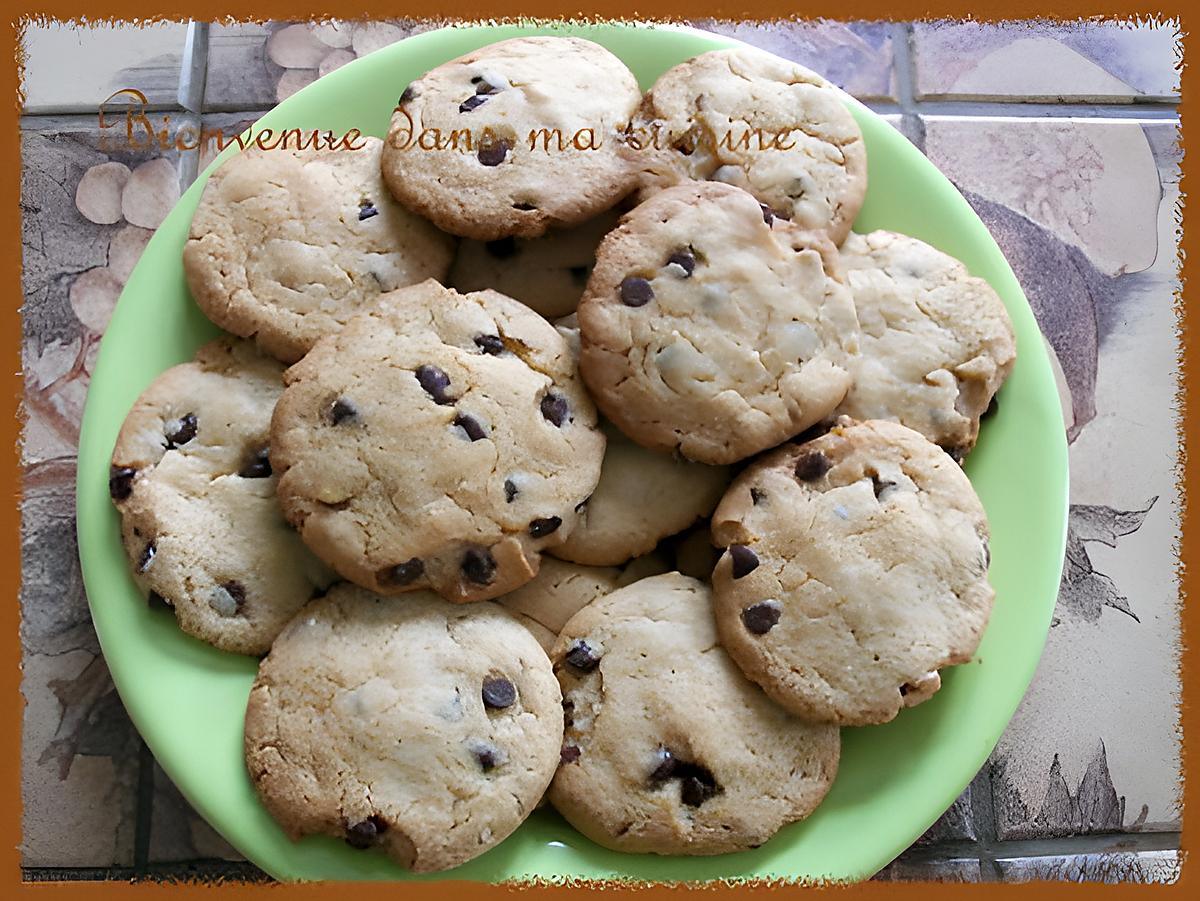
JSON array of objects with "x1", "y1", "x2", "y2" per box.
[
  {"x1": 552, "y1": 419, "x2": 731, "y2": 566},
  {"x1": 498, "y1": 557, "x2": 621, "y2": 635},
  {"x1": 244, "y1": 585, "x2": 562, "y2": 872},
  {"x1": 834, "y1": 230, "x2": 1017, "y2": 460},
  {"x1": 382, "y1": 36, "x2": 642, "y2": 241},
  {"x1": 577, "y1": 181, "x2": 860, "y2": 464},
  {"x1": 271, "y1": 279, "x2": 606, "y2": 603},
  {"x1": 183, "y1": 137, "x2": 455, "y2": 364},
  {"x1": 449, "y1": 210, "x2": 622, "y2": 320},
  {"x1": 623, "y1": 47, "x2": 866, "y2": 244},
  {"x1": 109, "y1": 338, "x2": 335, "y2": 655},
  {"x1": 710, "y1": 418, "x2": 994, "y2": 726},
  {"x1": 548, "y1": 573, "x2": 840, "y2": 855}
]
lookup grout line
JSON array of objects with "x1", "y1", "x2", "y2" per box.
[
  {"x1": 179, "y1": 21, "x2": 210, "y2": 113},
  {"x1": 887, "y1": 22, "x2": 925, "y2": 152},
  {"x1": 913, "y1": 830, "x2": 1183, "y2": 864},
  {"x1": 968, "y1": 766, "x2": 1004, "y2": 880},
  {"x1": 132, "y1": 740, "x2": 155, "y2": 874}
]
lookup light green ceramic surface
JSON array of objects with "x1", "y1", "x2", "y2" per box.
[{"x1": 75, "y1": 22, "x2": 1068, "y2": 884}]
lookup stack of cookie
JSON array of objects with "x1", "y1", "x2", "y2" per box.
[{"x1": 109, "y1": 35, "x2": 1016, "y2": 873}]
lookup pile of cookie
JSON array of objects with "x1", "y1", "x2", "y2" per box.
[{"x1": 108, "y1": 36, "x2": 1015, "y2": 873}]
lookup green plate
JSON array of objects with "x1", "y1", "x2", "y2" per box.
[{"x1": 76, "y1": 21, "x2": 1068, "y2": 884}]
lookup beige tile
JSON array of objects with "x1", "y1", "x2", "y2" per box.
[
  {"x1": 691, "y1": 20, "x2": 896, "y2": 100},
  {"x1": 924, "y1": 117, "x2": 1161, "y2": 277},
  {"x1": 984, "y1": 122, "x2": 1181, "y2": 840},
  {"x1": 21, "y1": 21, "x2": 189, "y2": 113},
  {"x1": 913, "y1": 20, "x2": 1179, "y2": 101},
  {"x1": 21, "y1": 651, "x2": 139, "y2": 867}
]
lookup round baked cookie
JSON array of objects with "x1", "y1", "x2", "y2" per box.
[
  {"x1": 449, "y1": 210, "x2": 622, "y2": 320},
  {"x1": 498, "y1": 557, "x2": 621, "y2": 635},
  {"x1": 244, "y1": 585, "x2": 562, "y2": 872},
  {"x1": 624, "y1": 47, "x2": 866, "y2": 244},
  {"x1": 109, "y1": 338, "x2": 335, "y2": 655},
  {"x1": 834, "y1": 230, "x2": 1017, "y2": 461},
  {"x1": 183, "y1": 138, "x2": 455, "y2": 364},
  {"x1": 270, "y1": 279, "x2": 606, "y2": 603},
  {"x1": 382, "y1": 37, "x2": 642, "y2": 241},
  {"x1": 710, "y1": 417, "x2": 994, "y2": 726},
  {"x1": 548, "y1": 573, "x2": 840, "y2": 855},
  {"x1": 552, "y1": 419, "x2": 732, "y2": 566},
  {"x1": 577, "y1": 181, "x2": 860, "y2": 464}
]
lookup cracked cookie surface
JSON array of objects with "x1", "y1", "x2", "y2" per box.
[
  {"x1": 270, "y1": 279, "x2": 606, "y2": 602},
  {"x1": 382, "y1": 36, "x2": 642, "y2": 241},
  {"x1": 623, "y1": 47, "x2": 866, "y2": 244},
  {"x1": 834, "y1": 230, "x2": 1017, "y2": 460},
  {"x1": 577, "y1": 181, "x2": 860, "y2": 465},
  {"x1": 711, "y1": 418, "x2": 994, "y2": 726},
  {"x1": 183, "y1": 137, "x2": 455, "y2": 364},
  {"x1": 244, "y1": 585, "x2": 562, "y2": 873},
  {"x1": 109, "y1": 337, "x2": 335, "y2": 655},
  {"x1": 548, "y1": 572, "x2": 839, "y2": 855}
]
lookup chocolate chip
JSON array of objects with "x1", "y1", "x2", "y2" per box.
[
  {"x1": 759, "y1": 203, "x2": 775, "y2": 226},
  {"x1": 750, "y1": 487, "x2": 765, "y2": 505},
  {"x1": 473, "y1": 742, "x2": 503, "y2": 771},
  {"x1": 485, "y1": 237, "x2": 517, "y2": 259},
  {"x1": 165, "y1": 412, "x2": 197, "y2": 448},
  {"x1": 476, "y1": 79, "x2": 500, "y2": 95},
  {"x1": 459, "y1": 93, "x2": 489, "y2": 113},
  {"x1": 742, "y1": 602, "x2": 780, "y2": 635},
  {"x1": 568, "y1": 265, "x2": 589, "y2": 284},
  {"x1": 329, "y1": 397, "x2": 358, "y2": 425},
  {"x1": 398, "y1": 85, "x2": 416, "y2": 104},
  {"x1": 649, "y1": 748, "x2": 677, "y2": 783},
  {"x1": 666, "y1": 250, "x2": 695, "y2": 276},
  {"x1": 380, "y1": 558, "x2": 424, "y2": 587},
  {"x1": 357, "y1": 203, "x2": 378, "y2": 221},
  {"x1": 899, "y1": 683, "x2": 910, "y2": 697},
  {"x1": 619, "y1": 276, "x2": 654, "y2": 307},
  {"x1": 482, "y1": 676, "x2": 517, "y2": 709},
  {"x1": 147, "y1": 590, "x2": 171, "y2": 610},
  {"x1": 529, "y1": 516, "x2": 562, "y2": 538},
  {"x1": 504, "y1": 479, "x2": 518, "y2": 503},
  {"x1": 871, "y1": 475, "x2": 895, "y2": 499},
  {"x1": 238, "y1": 447, "x2": 271, "y2": 479},
  {"x1": 477, "y1": 139, "x2": 511, "y2": 167},
  {"x1": 540, "y1": 393, "x2": 569, "y2": 427},
  {"x1": 210, "y1": 581, "x2": 246, "y2": 617},
  {"x1": 109, "y1": 466, "x2": 136, "y2": 501},
  {"x1": 728, "y1": 544, "x2": 759, "y2": 579},
  {"x1": 137, "y1": 541, "x2": 156, "y2": 573},
  {"x1": 415, "y1": 364, "x2": 453, "y2": 404},
  {"x1": 454, "y1": 413, "x2": 487, "y2": 442},
  {"x1": 794, "y1": 451, "x2": 832, "y2": 481},
  {"x1": 560, "y1": 744, "x2": 581, "y2": 765},
  {"x1": 680, "y1": 772, "x2": 718, "y2": 807},
  {"x1": 564, "y1": 639, "x2": 600, "y2": 672},
  {"x1": 512, "y1": 201, "x2": 537, "y2": 211},
  {"x1": 345, "y1": 815, "x2": 387, "y2": 849},
  {"x1": 462, "y1": 547, "x2": 496, "y2": 585},
  {"x1": 474, "y1": 334, "x2": 505, "y2": 355}
]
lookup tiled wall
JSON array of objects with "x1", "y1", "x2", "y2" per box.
[{"x1": 17, "y1": 18, "x2": 1182, "y2": 883}]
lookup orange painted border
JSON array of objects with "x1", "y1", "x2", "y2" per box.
[{"x1": 6, "y1": 2, "x2": 1192, "y2": 895}]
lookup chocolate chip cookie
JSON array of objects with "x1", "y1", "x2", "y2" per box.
[
  {"x1": 109, "y1": 338, "x2": 335, "y2": 655},
  {"x1": 624, "y1": 47, "x2": 867, "y2": 244},
  {"x1": 270, "y1": 279, "x2": 606, "y2": 603},
  {"x1": 183, "y1": 137, "x2": 455, "y2": 364},
  {"x1": 449, "y1": 210, "x2": 622, "y2": 320},
  {"x1": 498, "y1": 556, "x2": 620, "y2": 638},
  {"x1": 549, "y1": 573, "x2": 839, "y2": 855},
  {"x1": 382, "y1": 36, "x2": 642, "y2": 241},
  {"x1": 244, "y1": 584, "x2": 562, "y2": 872},
  {"x1": 577, "y1": 181, "x2": 860, "y2": 464},
  {"x1": 711, "y1": 418, "x2": 994, "y2": 726},
  {"x1": 834, "y1": 230, "x2": 1017, "y2": 460}
]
